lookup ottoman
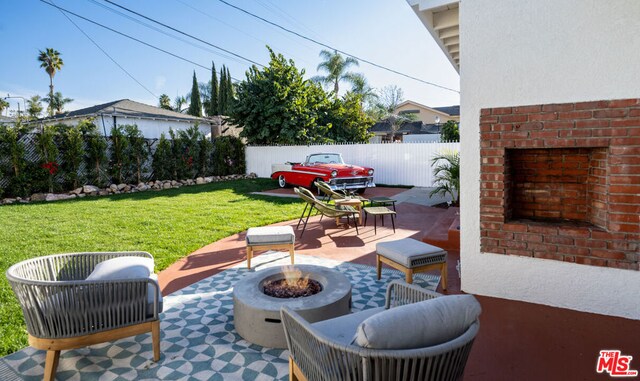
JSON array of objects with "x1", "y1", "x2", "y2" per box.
[
  {"x1": 246, "y1": 226, "x2": 295, "y2": 269},
  {"x1": 376, "y1": 238, "x2": 447, "y2": 290}
]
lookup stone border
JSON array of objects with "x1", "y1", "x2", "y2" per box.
[{"x1": 1, "y1": 173, "x2": 258, "y2": 205}]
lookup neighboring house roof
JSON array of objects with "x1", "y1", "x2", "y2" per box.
[
  {"x1": 395, "y1": 100, "x2": 459, "y2": 117},
  {"x1": 0, "y1": 115, "x2": 16, "y2": 124},
  {"x1": 370, "y1": 120, "x2": 441, "y2": 135},
  {"x1": 433, "y1": 105, "x2": 460, "y2": 116},
  {"x1": 34, "y1": 99, "x2": 210, "y2": 124}
]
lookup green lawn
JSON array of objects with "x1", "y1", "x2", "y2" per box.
[{"x1": 0, "y1": 178, "x2": 302, "y2": 356}]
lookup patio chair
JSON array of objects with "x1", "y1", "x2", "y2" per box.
[
  {"x1": 315, "y1": 180, "x2": 367, "y2": 204},
  {"x1": 294, "y1": 187, "x2": 360, "y2": 237},
  {"x1": 281, "y1": 280, "x2": 480, "y2": 381},
  {"x1": 6, "y1": 252, "x2": 162, "y2": 381}
]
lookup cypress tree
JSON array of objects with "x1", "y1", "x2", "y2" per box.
[
  {"x1": 218, "y1": 65, "x2": 228, "y2": 115},
  {"x1": 209, "y1": 62, "x2": 219, "y2": 116},
  {"x1": 187, "y1": 71, "x2": 202, "y2": 117},
  {"x1": 226, "y1": 67, "x2": 234, "y2": 110}
]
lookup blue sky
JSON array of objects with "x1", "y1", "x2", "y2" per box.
[{"x1": 0, "y1": 0, "x2": 460, "y2": 115}]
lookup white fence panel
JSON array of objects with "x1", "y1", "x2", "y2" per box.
[{"x1": 245, "y1": 142, "x2": 460, "y2": 187}]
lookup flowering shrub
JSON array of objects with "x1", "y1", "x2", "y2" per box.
[{"x1": 41, "y1": 161, "x2": 59, "y2": 175}]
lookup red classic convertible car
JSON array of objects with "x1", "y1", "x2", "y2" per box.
[{"x1": 271, "y1": 153, "x2": 375, "y2": 192}]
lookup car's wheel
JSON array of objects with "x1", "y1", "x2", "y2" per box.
[
  {"x1": 312, "y1": 178, "x2": 324, "y2": 196},
  {"x1": 277, "y1": 175, "x2": 287, "y2": 188}
]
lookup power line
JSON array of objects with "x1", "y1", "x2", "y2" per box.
[
  {"x1": 102, "y1": 0, "x2": 265, "y2": 68},
  {"x1": 38, "y1": 0, "x2": 241, "y2": 82},
  {"x1": 215, "y1": 0, "x2": 460, "y2": 94},
  {"x1": 49, "y1": 0, "x2": 157, "y2": 98},
  {"x1": 86, "y1": 0, "x2": 249, "y2": 66}
]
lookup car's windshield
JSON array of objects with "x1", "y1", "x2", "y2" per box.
[{"x1": 306, "y1": 153, "x2": 343, "y2": 164}]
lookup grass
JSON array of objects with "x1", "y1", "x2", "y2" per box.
[{"x1": 0, "y1": 178, "x2": 302, "y2": 357}]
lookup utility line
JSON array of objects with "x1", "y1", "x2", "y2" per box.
[
  {"x1": 102, "y1": 0, "x2": 264, "y2": 68},
  {"x1": 215, "y1": 0, "x2": 460, "y2": 94},
  {"x1": 87, "y1": 0, "x2": 248, "y2": 66},
  {"x1": 50, "y1": 0, "x2": 157, "y2": 98},
  {"x1": 38, "y1": 0, "x2": 240, "y2": 82}
]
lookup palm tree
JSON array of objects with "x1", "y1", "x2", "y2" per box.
[
  {"x1": 43, "y1": 92, "x2": 73, "y2": 115},
  {"x1": 37, "y1": 48, "x2": 64, "y2": 117},
  {"x1": 173, "y1": 95, "x2": 187, "y2": 113},
  {"x1": 26, "y1": 95, "x2": 44, "y2": 120},
  {"x1": 312, "y1": 49, "x2": 359, "y2": 97},
  {"x1": 350, "y1": 73, "x2": 378, "y2": 107},
  {"x1": 0, "y1": 98, "x2": 9, "y2": 115},
  {"x1": 158, "y1": 94, "x2": 172, "y2": 110},
  {"x1": 429, "y1": 150, "x2": 460, "y2": 206}
]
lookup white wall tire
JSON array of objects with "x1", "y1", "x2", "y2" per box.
[{"x1": 278, "y1": 175, "x2": 287, "y2": 188}]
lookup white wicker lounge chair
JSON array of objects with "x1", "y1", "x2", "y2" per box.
[
  {"x1": 6, "y1": 252, "x2": 162, "y2": 381},
  {"x1": 281, "y1": 281, "x2": 480, "y2": 381}
]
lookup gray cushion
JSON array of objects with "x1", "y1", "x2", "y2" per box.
[
  {"x1": 376, "y1": 238, "x2": 446, "y2": 268},
  {"x1": 312, "y1": 307, "x2": 384, "y2": 346},
  {"x1": 246, "y1": 226, "x2": 295, "y2": 245},
  {"x1": 354, "y1": 294, "x2": 481, "y2": 349},
  {"x1": 86, "y1": 256, "x2": 162, "y2": 313}
]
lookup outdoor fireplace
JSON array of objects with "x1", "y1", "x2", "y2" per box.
[
  {"x1": 233, "y1": 265, "x2": 352, "y2": 348},
  {"x1": 479, "y1": 98, "x2": 639, "y2": 270}
]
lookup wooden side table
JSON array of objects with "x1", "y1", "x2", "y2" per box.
[
  {"x1": 363, "y1": 206, "x2": 397, "y2": 234},
  {"x1": 334, "y1": 198, "x2": 363, "y2": 225}
]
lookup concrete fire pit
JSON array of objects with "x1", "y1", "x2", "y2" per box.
[{"x1": 233, "y1": 265, "x2": 352, "y2": 348}]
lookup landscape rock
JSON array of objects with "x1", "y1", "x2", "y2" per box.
[
  {"x1": 83, "y1": 185, "x2": 100, "y2": 193},
  {"x1": 109, "y1": 184, "x2": 118, "y2": 192},
  {"x1": 70, "y1": 187, "x2": 83, "y2": 195},
  {"x1": 196, "y1": 177, "x2": 205, "y2": 185},
  {"x1": 30, "y1": 193, "x2": 48, "y2": 202},
  {"x1": 117, "y1": 183, "x2": 127, "y2": 191},
  {"x1": 3, "y1": 198, "x2": 17, "y2": 205},
  {"x1": 46, "y1": 193, "x2": 76, "y2": 202},
  {"x1": 99, "y1": 190, "x2": 110, "y2": 196},
  {"x1": 163, "y1": 182, "x2": 172, "y2": 190}
]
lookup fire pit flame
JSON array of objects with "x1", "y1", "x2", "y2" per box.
[{"x1": 263, "y1": 265, "x2": 323, "y2": 299}]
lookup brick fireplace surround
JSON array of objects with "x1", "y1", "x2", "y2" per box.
[{"x1": 479, "y1": 98, "x2": 639, "y2": 270}]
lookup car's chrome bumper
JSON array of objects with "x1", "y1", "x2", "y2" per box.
[{"x1": 328, "y1": 177, "x2": 376, "y2": 190}]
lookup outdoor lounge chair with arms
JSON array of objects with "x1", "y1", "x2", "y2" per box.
[
  {"x1": 315, "y1": 180, "x2": 367, "y2": 204},
  {"x1": 294, "y1": 187, "x2": 360, "y2": 237},
  {"x1": 281, "y1": 280, "x2": 480, "y2": 381},
  {"x1": 6, "y1": 252, "x2": 163, "y2": 381}
]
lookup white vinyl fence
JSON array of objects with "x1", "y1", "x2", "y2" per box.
[{"x1": 245, "y1": 142, "x2": 460, "y2": 187}]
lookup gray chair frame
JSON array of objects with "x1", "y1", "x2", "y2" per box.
[
  {"x1": 6, "y1": 251, "x2": 162, "y2": 381},
  {"x1": 281, "y1": 281, "x2": 478, "y2": 381}
]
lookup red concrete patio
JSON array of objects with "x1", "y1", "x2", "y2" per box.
[{"x1": 158, "y1": 187, "x2": 639, "y2": 381}]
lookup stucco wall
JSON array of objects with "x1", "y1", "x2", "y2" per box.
[
  {"x1": 460, "y1": 0, "x2": 640, "y2": 319},
  {"x1": 44, "y1": 116, "x2": 212, "y2": 139}
]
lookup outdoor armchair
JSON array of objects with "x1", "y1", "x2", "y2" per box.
[
  {"x1": 6, "y1": 251, "x2": 162, "y2": 381},
  {"x1": 281, "y1": 280, "x2": 480, "y2": 381},
  {"x1": 315, "y1": 180, "x2": 367, "y2": 204},
  {"x1": 294, "y1": 187, "x2": 360, "y2": 237}
]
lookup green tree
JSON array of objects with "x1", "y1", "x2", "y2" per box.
[
  {"x1": 176, "y1": 125, "x2": 202, "y2": 179},
  {"x1": 0, "y1": 98, "x2": 9, "y2": 115},
  {"x1": 231, "y1": 47, "x2": 330, "y2": 145},
  {"x1": 441, "y1": 120, "x2": 460, "y2": 142},
  {"x1": 187, "y1": 71, "x2": 202, "y2": 117},
  {"x1": 0, "y1": 123, "x2": 28, "y2": 196},
  {"x1": 209, "y1": 62, "x2": 219, "y2": 116},
  {"x1": 312, "y1": 49, "x2": 359, "y2": 97},
  {"x1": 212, "y1": 136, "x2": 245, "y2": 175},
  {"x1": 197, "y1": 133, "x2": 213, "y2": 176},
  {"x1": 152, "y1": 133, "x2": 173, "y2": 180},
  {"x1": 173, "y1": 95, "x2": 187, "y2": 113},
  {"x1": 43, "y1": 92, "x2": 73, "y2": 115},
  {"x1": 429, "y1": 150, "x2": 460, "y2": 206},
  {"x1": 158, "y1": 94, "x2": 172, "y2": 110},
  {"x1": 323, "y1": 93, "x2": 374, "y2": 143},
  {"x1": 350, "y1": 74, "x2": 378, "y2": 109},
  {"x1": 109, "y1": 125, "x2": 130, "y2": 184},
  {"x1": 60, "y1": 124, "x2": 84, "y2": 189},
  {"x1": 84, "y1": 121, "x2": 108, "y2": 186},
  {"x1": 218, "y1": 65, "x2": 228, "y2": 115},
  {"x1": 124, "y1": 124, "x2": 149, "y2": 183},
  {"x1": 37, "y1": 48, "x2": 64, "y2": 117},
  {"x1": 226, "y1": 66, "x2": 234, "y2": 109},
  {"x1": 26, "y1": 95, "x2": 44, "y2": 120},
  {"x1": 34, "y1": 125, "x2": 60, "y2": 192}
]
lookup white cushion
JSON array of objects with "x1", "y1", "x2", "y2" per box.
[
  {"x1": 246, "y1": 226, "x2": 295, "y2": 245},
  {"x1": 354, "y1": 294, "x2": 481, "y2": 349}
]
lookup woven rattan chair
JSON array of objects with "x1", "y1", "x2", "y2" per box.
[
  {"x1": 281, "y1": 281, "x2": 479, "y2": 381},
  {"x1": 315, "y1": 181, "x2": 367, "y2": 204},
  {"x1": 6, "y1": 252, "x2": 162, "y2": 381},
  {"x1": 294, "y1": 187, "x2": 359, "y2": 237}
]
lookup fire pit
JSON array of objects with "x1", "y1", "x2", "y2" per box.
[{"x1": 233, "y1": 265, "x2": 352, "y2": 348}]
